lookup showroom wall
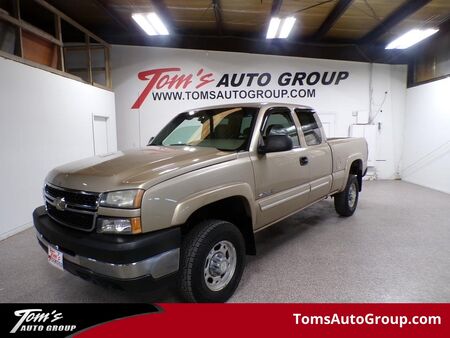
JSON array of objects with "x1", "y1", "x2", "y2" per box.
[
  {"x1": 401, "y1": 77, "x2": 450, "y2": 194},
  {"x1": 0, "y1": 56, "x2": 117, "y2": 240},
  {"x1": 111, "y1": 45, "x2": 407, "y2": 180}
]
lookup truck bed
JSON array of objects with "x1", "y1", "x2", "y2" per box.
[{"x1": 327, "y1": 137, "x2": 368, "y2": 175}]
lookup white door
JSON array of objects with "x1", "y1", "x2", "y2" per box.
[
  {"x1": 93, "y1": 116, "x2": 108, "y2": 155},
  {"x1": 350, "y1": 124, "x2": 377, "y2": 167}
]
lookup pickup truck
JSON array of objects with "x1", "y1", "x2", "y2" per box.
[{"x1": 33, "y1": 103, "x2": 368, "y2": 302}]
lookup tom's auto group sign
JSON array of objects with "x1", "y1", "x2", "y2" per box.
[{"x1": 131, "y1": 67, "x2": 350, "y2": 108}]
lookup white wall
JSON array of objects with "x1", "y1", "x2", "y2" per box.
[
  {"x1": 111, "y1": 45, "x2": 407, "y2": 180},
  {"x1": 401, "y1": 77, "x2": 450, "y2": 194},
  {"x1": 0, "y1": 56, "x2": 117, "y2": 240}
]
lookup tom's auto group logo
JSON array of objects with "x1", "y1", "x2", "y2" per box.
[
  {"x1": 1, "y1": 303, "x2": 158, "y2": 336},
  {"x1": 10, "y1": 309, "x2": 76, "y2": 334},
  {"x1": 131, "y1": 67, "x2": 350, "y2": 108}
]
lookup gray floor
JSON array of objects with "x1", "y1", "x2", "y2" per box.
[{"x1": 1, "y1": 180, "x2": 449, "y2": 303}]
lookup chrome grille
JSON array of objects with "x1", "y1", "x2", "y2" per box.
[{"x1": 44, "y1": 183, "x2": 100, "y2": 231}]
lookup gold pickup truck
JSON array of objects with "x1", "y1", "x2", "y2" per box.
[{"x1": 33, "y1": 103, "x2": 368, "y2": 302}]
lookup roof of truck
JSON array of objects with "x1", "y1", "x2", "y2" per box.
[{"x1": 184, "y1": 102, "x2": 314, "y2": 112}]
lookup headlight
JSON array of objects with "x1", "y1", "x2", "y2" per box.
[
  {"x1": 96, "y1": 217, "x2": 142, "y2": 234},
  {"x1": 99, "y1": 189, "x2": 144, "y2": 209}
]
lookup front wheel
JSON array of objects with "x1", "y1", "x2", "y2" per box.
[
  {"x1": 334, "y1": 175, "x2": 359, "y2": 217},
  {"x1": 179, "y1": 220, "x2": 245, "y2": 302}
]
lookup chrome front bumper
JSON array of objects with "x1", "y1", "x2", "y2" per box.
[{"x1": 37, "y1": 231, "x2": 180, "y2": 280}]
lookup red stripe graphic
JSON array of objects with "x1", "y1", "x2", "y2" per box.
[{"x1": 75, "y1": 303, "x2": 449, "y2": 338}]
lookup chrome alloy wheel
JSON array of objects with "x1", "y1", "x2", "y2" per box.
[
  {"x1": 348, "y1": 182, "x2": 357, "y2": 208},
  {"x1": 204, "y1": 240, "x2": 237, "y2": 292}
]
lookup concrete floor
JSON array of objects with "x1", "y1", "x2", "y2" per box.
[{"x1": 1, "y1": 180, "x2": 449, "y2": 303}]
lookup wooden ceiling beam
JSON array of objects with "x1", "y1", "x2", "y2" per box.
[
  {"x1": 359, "y1": 0, "x2": 432, "y2": 44},
  {"x1": 312, "y1": 0, "x2": 354, "y2": 40},
  {"x1": 212, "y1": 0, "x2": 224, "y2": 35}
]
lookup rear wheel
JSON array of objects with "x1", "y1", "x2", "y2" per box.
[
  {"x1": 334, "y1": 175, "x2": 359, "y2": 217},
  {"x1": 179, "y1": 219, "x2": 245, "y2": 302}
]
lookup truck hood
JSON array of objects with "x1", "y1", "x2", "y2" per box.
[{"x1": 47, "y1": 146, "x2": 237, "y2": 192}]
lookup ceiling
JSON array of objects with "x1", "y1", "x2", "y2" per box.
[{"x1": 43, "y1": 0, "x2": 450, "y2": 63}]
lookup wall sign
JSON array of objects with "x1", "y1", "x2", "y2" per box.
[{"x1": 131, "y1": 68, "x2": 350, "y2": 109}]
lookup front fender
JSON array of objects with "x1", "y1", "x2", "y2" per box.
[
  {"x1": 140, "y1": 156, "x2": 256, "y2": 233},
  {"x1": 171, "y1": 183, "x2": 256, "y2": 227}
]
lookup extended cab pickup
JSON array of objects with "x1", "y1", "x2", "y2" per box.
[{"x1": 33, "y1": 103, "x2": 367, "y2": 302}]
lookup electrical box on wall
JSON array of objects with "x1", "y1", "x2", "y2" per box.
[
  {"x1": 356, "y1": 110, "x2": 370, "y2": 124},
  {"x1": 350, "y1": 124, "x2": 377, "y2": 167}
]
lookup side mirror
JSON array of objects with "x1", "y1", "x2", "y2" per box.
[
  {"x1": 258, "y1": 135, "x2": 293, "y2": 154},
  {"x1": 147, "y1": 137, "x2": 155, "y2": 146}
]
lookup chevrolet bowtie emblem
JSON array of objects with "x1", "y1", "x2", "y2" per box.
[{"x1": 54, "y1": 197, "x2": 67, "y2": 211}]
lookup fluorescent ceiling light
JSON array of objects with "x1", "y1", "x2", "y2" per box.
[
  {"x1": 132, "y1": 13, "x2": 157, "y2": 36},
  {"x1": 279, "y1": 17, "x2": 296, "y2": 39},
  {"x1": 385, "y1": 28, "x2": 439, "y2": 49},
  {"x1": 266, "y1": 17, "x2": 296, "y2": 39},
  {"x1": 147, "y1": 12, "x2": 169, "y2": 35},
  {"x1": 132, "y1": 12, "x2": 169, "y2": 36},
  {"x1": 266, "y1": 17, "x2": 281, "y2": 39}
]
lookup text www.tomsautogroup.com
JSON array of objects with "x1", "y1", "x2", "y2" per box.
[{"x1": 151, "y1": 88, "x2": 317, "y2": 101}]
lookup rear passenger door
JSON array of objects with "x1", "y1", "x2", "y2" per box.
[{"x1": 294, "y1": 109, "x2": 333, "y2": 203}]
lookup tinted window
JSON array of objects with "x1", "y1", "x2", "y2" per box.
[
  {"x1": 261, "y1": 109, "x2": 299, "y2": 147},
  {"x1": 295, "y1": 109, "x2": 322, "y2": 146}
]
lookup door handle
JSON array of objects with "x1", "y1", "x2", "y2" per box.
[{"x1": 299, "y1": 156, "x2": 309, "y2": 166}]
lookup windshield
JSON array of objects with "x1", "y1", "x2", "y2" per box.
[{"x1": 151, "y1": 107, "x2": 258, "y2": 151}]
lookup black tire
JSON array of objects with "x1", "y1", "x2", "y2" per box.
[
  {"x1": 334, "y1": 175, "x2": 359, "y2": 217},
  {"x1": 179, "y1": 219, "x2": 245, "y2": 303}
]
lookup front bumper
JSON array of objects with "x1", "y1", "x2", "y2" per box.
[{"x1": 33, "y1": 206, "x2": 181, "y2": 291}]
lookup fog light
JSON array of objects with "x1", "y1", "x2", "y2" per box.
[{"x1": 96, "y1": 217, "x2": 142, "y2": 234}]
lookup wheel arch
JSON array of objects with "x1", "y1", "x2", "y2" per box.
[
  {"x1": 172, "y1": 184, "x2": 256, "y2": 255},
  {"x1": 347, "y1": 158, "x2": 363, "y2": 191}
]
